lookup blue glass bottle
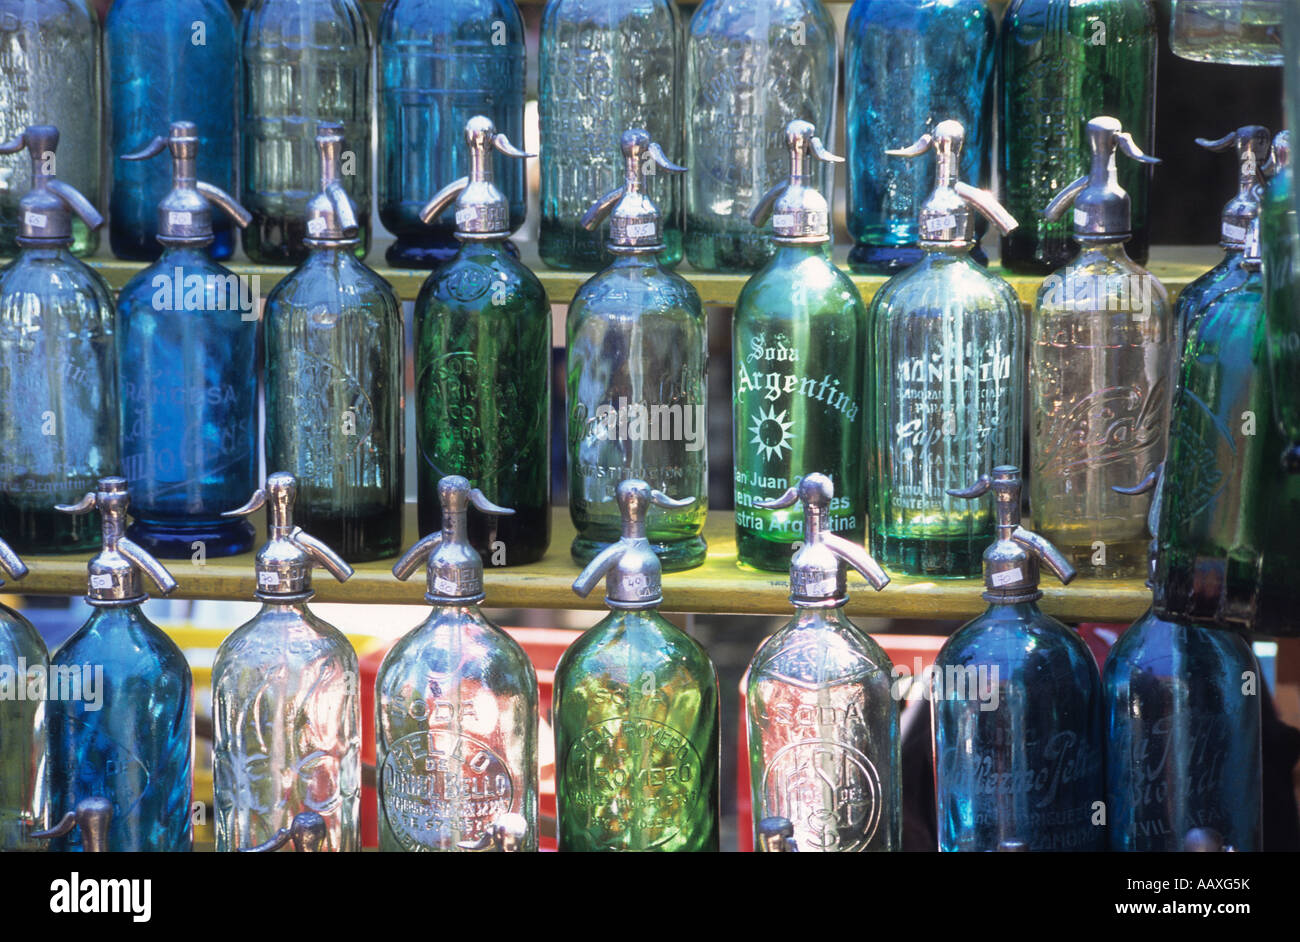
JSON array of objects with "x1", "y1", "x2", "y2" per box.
[
  {"x1": 0, "y1": 538, "x2": 47, "y2": 851},
  {"x1": 107, "y1": 0, "x2": 238, "y2": 261},
  {"x1": 47, "y1": 478, "x2": 192, "y2": 852},
  {"x1": 0, "y1": 126, "x2": 116, "y2": 555},
  {"x1": 845, "y1": 0, "x2": 995, "y2": 273},
  {"x1": 379, "y1": 0, "x2": 526, "y2": 268},
  {"x1": 115, "y1": 122, "x2": 258, "y2": 559},
  {"x1": 932, "y1": 467, "x2": 1105, "y2": 852}
]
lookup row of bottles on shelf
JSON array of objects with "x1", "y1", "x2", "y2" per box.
[
  {"x1": 1, "y1": 0, "x2": 1157, "y2": 273},
  {"x1": 0, "y1": 466, "x2": 1259, "y2": 852}
]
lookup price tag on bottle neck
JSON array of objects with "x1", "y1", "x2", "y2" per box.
[
  {"x1": 990, "y1": 567, "x2": 1023, "y2": 588},
  {"x1": 24, "y1": 211, "x2": 47, "y2": 229},
  {"x1": 258, "y1": 571, "x2": 281, "y2": 588},
  {"x1": 168, "y1": 211, "x2": 192, "y2": 228}
]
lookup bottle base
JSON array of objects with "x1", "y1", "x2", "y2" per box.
[
  {"x1": 872, "y1": 533, "x2": 985, "y2": 579},
  {"x1": 127, "y1": 519, "x2": 255, "y2": 559},
  {"x1": 734, "y1": 529, "x2": 798, "y2": 573},
  {"x1": 571, "y1": 532, "x2": 706, "y2": 573},
  {"x1": 289, "y1": 507, "x2": 404, "y2": 564},
  {"x1": 0, "y1": 505, "x2": 101, "y2": 555}
]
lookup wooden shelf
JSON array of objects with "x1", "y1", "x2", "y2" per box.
[{"x1": 5, "y1": 507, "x2": 1150, "y2": 622}]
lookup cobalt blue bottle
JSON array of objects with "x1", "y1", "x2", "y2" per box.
[
  {"x1": 107, "y1": 0, "x2": 239, "y2": 261},
  {"x1": 47, "y1": 478, "x2": 192, "y2": 852},
  {"x1": 115, "y1": 122, "x2": 257, "y2": 559}
]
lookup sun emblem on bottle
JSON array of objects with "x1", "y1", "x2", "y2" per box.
[{"x1": 751, "y1": 404, "x2": 795, "y2": 462}]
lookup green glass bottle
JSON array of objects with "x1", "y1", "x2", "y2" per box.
[
  {"x1": 554, "y1": 480, "x2": 720, "y2": 851},
  {"x1": 733, "y1": 121, "x2": 864, "y2": 572},
  {"x1": 1264, "y1": 131, "x2": 1300, "y2": 465}
]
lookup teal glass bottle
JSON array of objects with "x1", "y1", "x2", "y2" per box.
[
  {"x1": 555, "y1": 481, "x2": 720, "y2": 851},
  {"x1": 866, "y1": 120, "x2": 1023, "y2": 578},
  {"x1": 568, "y1": 130, "x2": 707, "y2": 572},
  {"x1": 264, "y1": 124, "x2": 404, "y2": 564},
  {"x1": 1000, "y1": 0, "x2": 1157, "y2": 273},
  {"x1": 415, "y1": 116, "x2": 550, "y2": 566},
  {"x1": 0, "y1": 127, "x2": 115, "y2": 555},
  {"x1": 733, "y1": 121, "x2": 862, "y2": 572},
  {"x1": 0, "y1": 538, "x2": 46, "y2": 851},
  {"x1": 684, "y1": 0, "x2": 837, "y2": 273},
  {"x1": 381, "y1": 476, "x2": 539, "y2": 851},
  {"x1": 1264, "y1": 131, "x2": 1300, "y2": 466},
  {"x1": 539, "y1": 0, "x2": 682, "y2": 270}
]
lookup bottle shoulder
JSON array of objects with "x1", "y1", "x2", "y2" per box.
[
  {"x1": 871, "y1": 255, "x2": 1019, "y2": 321},
  {"x1": 0, "y1": 606, "x2": 47, "y2": 665},
  {"x1": 572, "y1": 260, "x2": 702, "y2": 314},
  {"x1": 942, "y1": 605, "x2": 1096, "y2": 673},
  {"x1": 57, "y1": 606, "x2": 191, "y2": 678},
  {"x1": 214, "y1": 606, "x2": 357, "y2": 679},
  {"x1": 1103, "y1": 608, "x2": 1256, "y2": 684},
  {"x1": 0, "y1": 252, "x2": 115, "y2": 308},
  {"x1": 556, "y1": 611, "x2": 717, "y2": 686},
  {"x1": 379, "y1": 607, "x2": 535, "y2": 687},
  {"x1": 750, "y1": 615, "x2": 893, "y2": 688},
  {"x1": 737, "y1": 251, "x2": 864, "y2": 318},
  {"x1": 417, "y1": 245, "x2": 549, "y2": 312}
]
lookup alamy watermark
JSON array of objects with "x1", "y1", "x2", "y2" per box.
[
  {"x1": 892, "y1": 657, "x2": 1000, "y2": 711},
  {"x1": 150, "y1": 268, "x2": 261, "y2": 321},
  {"x1": 0, "y1": 659, "x2": 103, "y2": 710}
]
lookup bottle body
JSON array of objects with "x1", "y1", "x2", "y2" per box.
[
  {"x1": 1264, "y1": 164, "x2": 1300, "y2": 460},
  {"x1": 932, "y1": 600, "x2": 1105, "y2": 851},
  {"x1": 684, "y1": 0, "x2": 837, "y2": 273},
  {"x1": 241, "y1": 0, "x2": 372, "y2": 265},
  {"x1": 539, "y1": 0, "x2": 682, "y2": 270},
  {"x1": 554, "y1": 608, "x2": 719, "y2": 851},
  {"x1": 0, "y1": 604, "x2": 47, "y2": 850},
  {"x1": 0, "y1": 0, "x2": 102, "y2": 257},
  {"x1": 47, "y1": 605, "x2": 193, "y2": 852},
  {"x1": 867, "y1": 251, "x2": 1023, "y2": 577},
  {"x1": 375, "y1": 604, "x2": 539, "y2": 851},
  {"x1": 845, "y1": 0, "x2": 995, "y2": 273},
  {"x1": 733, "y1": 244, "x2": 864, "y2": 571},
  {"x1": 212, "y1": 602, "x2": 361, "y2": 851},
  {"x1": 379, "y1": 0, "x2": 525, "y2": 267},
  {"x1": 1029, "y1": 243, "x2": 1172, "y2": 579},
  {"x1": 117, "y1": 247, "x2": 258, "y2": 558},
  {"x1": 415, "y1": 240, "x2": 551, "y2": 566},
  {"x1": 1175, "y1": 249, "x2": 1248, "y2": 361},
  {"x1": 1170, "y1": 0, "x2": 1284, "y2": 65},
  {"x1": 0, "y1": 249, "x2": 118, "y2": 554},
  {"x1": 567, "y1": 254, "x2": 707, "y2": 570},
  {"x1": 1000, "y1": 0, "x2": 1157, "y2": 273},
  {"x1": 107, "y1": 0, "x2": 238, "y2": 261},
  {"x1": 746, "y1": 607, "x2": 900, "y2": 852},
  {"x1": 265, "y1": 248, "x2": 405, "y2": 563},
  {"x1": 1103, "y1": 607, "x2": 1261, "y2": 851}
]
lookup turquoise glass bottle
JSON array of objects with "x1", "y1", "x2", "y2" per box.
[
  {"x1": 0, "y1": 127, "x2": 115, "y2": 555},
  {"x1": 0, "y1": 537, "x2": 46, "y2": 851},
  {"x1": 866, "y1": 119, "x2": 1022, "y2": 578},
  {"x1": 415, "y1": 116, "x2": 550, "y2": 566},
  {"x1": 1264, "y1": 131, "x2": 1300, "y2": 466},
  {"x1": 264, "y1": 124, "x2": 404, "y2": 564},
  {"x1": 733, "y1": 121, "x2": 862, "y2": 572},
  {"x1": 555, "y1": 480, "x2": 720, "y2": 851}
]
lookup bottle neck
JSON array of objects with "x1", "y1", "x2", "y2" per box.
[{"x1": 771, "y1": 242, "x2": 829, "y2": 265}]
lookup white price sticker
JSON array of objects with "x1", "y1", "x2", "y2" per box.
[
  {"x1": 90, "y1": 574, "x2": 113, "y2": 590},
  {"x1": 307, "y1": 217, "x2": 327, "y2": 236},
  {"x1": 802, "y1": 576, "x2": 838, "y2": 597},
  {"x1": 1222, "y1": 222, "x2": 1248, "y2": 243},
  {"x1": 991, "y1": 567, "x2": 1023, "y2": 588},
  {"x1": 168, "y1": 211, "x2": 193, "y2": 228},
  {"x1": 1073, "y1": 208, "x2": 1088, "y2": 228},
  {"x1": 924, "y1": 213, "x2": 957, "y2": 234},
  {"x1": 258, "y1": 571, "x2": 281, "y2": 587},
  {"x1": 625, "y1": 222, "x2": 656, "y2": 239},
  {"x1": 434, "y1": 576, "x2": 458, "y2": 596},
  {"x1": 24, "y1": 211, "x2": 47, "y2": 228},
  {"x1": 771, "y1": 213, "x2": 796, "y2": 230},
  {"x1": 455, "y1": 207, "x2": 478, "y2": 227}
]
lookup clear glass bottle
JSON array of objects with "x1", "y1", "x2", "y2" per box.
[
  {"x1": 568, "y1": 130, "x2": 707, "y2": 571},
  {"x1": 1170, "y1": 0, "x2": 1283, "y2": 65},
  {"x1": 1000, "y1": 0, "x2": 1157, "y2": 274},
  {"x1": 115, "y1": 123, "x2": 258, "y2": 559},
  {"x1": 734, "y1": 121, "x2": 862, "y2": 572},
  {"x1": 107, "y1": 0, "x2": 239, "y2": 261},
  {"x1": 555, "y1": 480, "x2": 720, "y2": 851},
  {"x1": 264, "y1": 123, "x2": 404, "y2": 564},
  {"x1": 745, "y1": 474, "x2": 897, "y2": 852},
  {"x1": 1264, "y1": 131, "x2": 1300, "y2": 466},
  {"x1": 241, "y1": 0, "x2": 372, "y2": 265},
  {"x1": 0, "y1": 127, "x2": 115, "y2": 555},
  {"x1": 866, "y1": 120, "x2": 1022, "y2": 578},
  {"x1": 539, "y1": 0, "x2": 682, "y2": 270},
  {"x1": 0, "y1": 538, "x2": 46, "y2": 851},
  {"x1": 932, "y1": 466, "x2": 1105, "y2": 852},
  {"x1": 0, "y1": 0, "x2": 101, "y2": 257},
  {"x1": 379, "y1": 0, "x2": 526, "y2": 268},
  {"x1": 845, "y1": 0, "x2": 995, "y2": 274},
  {"x1": 47, "y1": 478, "x2": 192, "y2": 852},
  {"x1": 684, "y1": 0, "x2": 837, "y2": 273},
  {"x1": 1029, "y1": 116, "x2": 1172, "y2": 580},
  {"x1": 379, "y1": 475, "x2": 539, "y2": 851},
  {"x1": 212, "y1": 473, "x2": 360, "y2": 852}
]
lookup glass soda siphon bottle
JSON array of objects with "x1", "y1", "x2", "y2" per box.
[
  {"x1": 115, "y1": 122, "x2": 258, "y2": 559},
  {"x1": 568, "y1": 129, "x2": 707, "y2": 572},
  {"x1": 539, "y1": 0, "x2": 683, "y2": 270},
  {"x1": 264, "y1": 123, "x2": 404, "y2": 564},
  {"x1": 555, "y1": 480, "x2": 720, "y2": 851},
  {"x1": 1000, "y1": 0, "x2": 1157, "y2": 273},
  {"x1": 240, "y1": 0, "x2": 372, "y2": 265},
  {"x1": 0, "y1": 0, "x2": 102, "y2": 257},
  {"x1": 0, "y1": 126, "x2": 115, "y2": 555},
  {"x1": 1264, "y1": 130, "x2": 1300, "y2": 465},
  {"x1": 932, "y1": 467, "x2": 1104, "y2": 852},
  {"x1": 745, "y1": 473, "x2": 898, "y2": 852},
  {"x1": 0, "y1": 536, "x2": 47, "y2": 851},
  {"x1": 1029, "y1": 116, "x2": 1172, "y2": 580},
  {"x1": 416, "y1": 115, "x2": 550, "y2": 566},
  {"x1": 1104, "y1": 468, "x2": 1261, "y2": 851},
  {"x1": 212, "y1": 472, "x2": 360, "y2": 852},
  {"x1": 379, "y1": 0, "x2": 526, "y2": 268},
  {"x1": 380, "y1": 475, "x2": 539, "y2": 851},
  {"x1": 866, "y1": 119, "x2": 1022, "y2": 578},
  {"x1": 106, "y1": 0, "x2": 239, "y2": 261},
  {"x1": 47, "y1": 478, "x2": 192, "y2": 852},
  {"x1": 684, "y1": 0, "x2": 838, "y2": 273},
  {"x1": 733, "y1": 120, "x2": 862, "y2": 572},
  {"x1": 844, "y1": 0, "x2": 996, "y2": 273}
]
